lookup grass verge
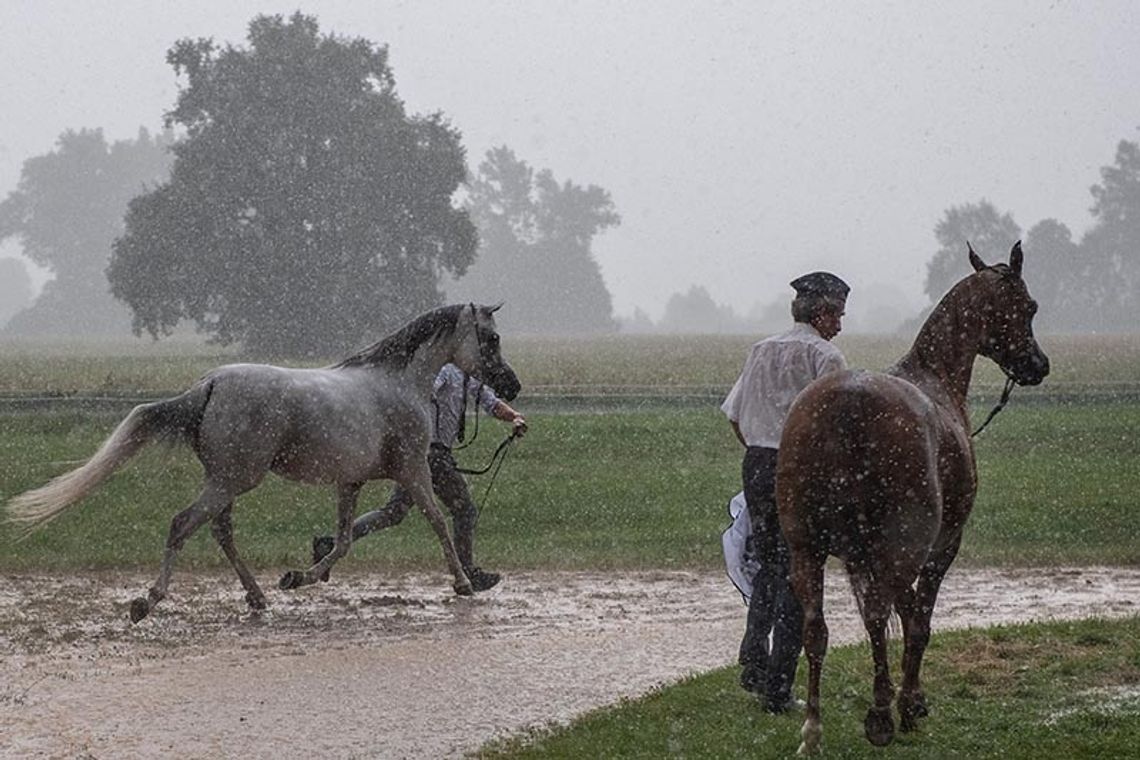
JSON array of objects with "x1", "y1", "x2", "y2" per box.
[{"x1": 476, "y1": 616, "x2": 1140, "y2": 759}]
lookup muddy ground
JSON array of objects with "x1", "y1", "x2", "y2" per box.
[{"x1": 2, "y1": 567, "x2": 1138, "y2": 759}]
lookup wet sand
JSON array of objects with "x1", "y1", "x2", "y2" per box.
[{"x1": 2, "y1": 567, "x2": 1137, "y2": 759}]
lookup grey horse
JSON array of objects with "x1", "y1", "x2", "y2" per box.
[{"x1": 6, "y1": 303, "x2": 520, "y2": 623}]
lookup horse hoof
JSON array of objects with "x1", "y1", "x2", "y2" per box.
[
  {"x1": 899, "y1": 692, "x2": 928, "y2": 732},
  {"x1": 129, "y1": 597, "x2": 150, "y2": 624},
  {"x1": 279, "y1": 571, "x2": 304, "y2": 590},
  {"x1": 864, "y1": 707, "x2": 895, "y2": 746},
  {"x1": 246, "y1": 591, "x2": 268, "y2": 610},
  {"x1": 454, "y1": 581, "x2": 474, "y2": 597}
]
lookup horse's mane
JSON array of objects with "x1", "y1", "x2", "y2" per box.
[{"x1": 332, "y1": 304, "x2": 465, "y2": 370}]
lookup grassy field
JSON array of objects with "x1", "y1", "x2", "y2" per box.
[
  {"x1": 2, "y1": 332, "x2": 1139, "y2": 396},
  {"x1": 475, "y1": 616, "x2": 1140, "y2": 759},
  {"x1": 1, "y1": 399, "x2": 1137, "y2": 570}
]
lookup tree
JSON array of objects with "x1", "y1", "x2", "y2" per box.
[
  {"x1": 0, "y1": 128, "x2": 172, "y2": 335},
  {"x1": 0, "y1": 257, "x2": 33, "y2": 327},
  {"x1": 108, "y1": 13, "x2": 476, "y2": 356},
  {"x1": 658, "y1": 285, "x2": 743, "y2": 334},
  {"x1": 453, "y1": 146, "x2": 619, "y2": 333},
  {"x1": 924, "y1": 200, "x2": 1021, "y2": 302},
  {"x1": 1023, "y1": 219, "x2": 1087, "y2": 331},
  {"x1": 1083, "y1": 139, "x2": 1140, "y2": 324}
]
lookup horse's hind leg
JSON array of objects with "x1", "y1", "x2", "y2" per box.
[
  {"x1": 790, "y1": 550, "x2": 826, "y2": 756},
  {"x1": 280, "y1": 482, "x2": 362, "y2": 590},
  {"x1": 858, "y1": 575, "x2": 897, "y2": 747},
  {"x1": 211, "y1": 504, "x2": 268, "y2": 611},
  {"x1": 131, "y1": 482, "x2": 232, "y2": 623}
]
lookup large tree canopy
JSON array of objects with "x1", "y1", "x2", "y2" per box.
[
  {"x1": 453, "y1": 146, "x2": 620, "y2": 334},
  {"x1": 924, "y1": 200, "x2": 1021, "y2": 302},
  {"x1": 109, "y1": 13, "x2": 477, "y2": 356},
  {"x1": 0, "y1": 128, "x2": 172, "y2": 335}
]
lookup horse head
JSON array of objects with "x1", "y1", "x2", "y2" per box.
[
  {"x1": 967, "y1": 241, "x2": 1050, "y2": 386},
  {"x1": 454, "y1": 303, "x2": 522, "y2": 401}
]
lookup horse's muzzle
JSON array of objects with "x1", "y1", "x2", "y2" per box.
[
  {"x1": 487, "y1": 363, "x2": 522, "y2": 401},
  {"x1": 1010, "y1": 351, "x2": 1050, "y2": 386}
]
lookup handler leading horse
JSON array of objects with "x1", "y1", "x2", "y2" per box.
[
  {"x1": 6, "y1": 303, "x2": 520, "y2": 623},
  {"x1": 777, "y1": 243, "x2": 1049, "y2": 754}
]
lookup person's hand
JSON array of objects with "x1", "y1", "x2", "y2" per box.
[{"x1": 512, "y1": 416, "x2": 528, "y2": 438}]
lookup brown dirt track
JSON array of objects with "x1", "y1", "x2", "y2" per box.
[{"x1": 2, "y1": 567, "x2": 1138, "y2": 759}]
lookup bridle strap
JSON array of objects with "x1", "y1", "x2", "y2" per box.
[{"x1": 971, "y1": 375, "x2": 1016, "y2": 437}]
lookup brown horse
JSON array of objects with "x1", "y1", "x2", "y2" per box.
[{"x1": 777, "y1": 242, "x2": 1049, "y2": 754}]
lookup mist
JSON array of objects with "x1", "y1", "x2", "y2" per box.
[{"x1": 1, "y1": 1, "x2": 1138, "y2": 342}]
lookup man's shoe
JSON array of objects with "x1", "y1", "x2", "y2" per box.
[
  {"x1": 312, "y1": 535, "x2": 335, "y2": 582},
  {"x1": 465, "y1": 567, "x2": 501, "y2": 592},
  {"x1": 740, "y1": 664, "x2": 766, "y2": 694},
  {"x1": 765, "y1": 696, "x2": 806, "y2": 714}
]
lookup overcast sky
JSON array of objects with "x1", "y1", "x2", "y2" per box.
[{"x1": 2, "y1": 1, "x2": 1138, "y2": 326}]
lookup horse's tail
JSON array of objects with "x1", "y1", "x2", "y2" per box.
[{"x1": 5, "y1": 378, "x2": 216, "y2": 533}]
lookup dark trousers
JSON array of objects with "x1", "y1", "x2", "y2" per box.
[
  {"x1": 351, "y1": 444, "x2": 480, "y2": 570},
  {"x1": 738, "y1": 446, "x2": 804, "y2": 704}
]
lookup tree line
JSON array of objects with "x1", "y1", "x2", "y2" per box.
[
  {"x1": 923, "y1": 140, "x2": 1140, "y2": 333},
  {"x1": 2, "y1": 12, "x2": 1138, "y2": 350}
]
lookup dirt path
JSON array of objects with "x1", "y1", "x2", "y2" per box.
[{"x1": 2, "y1": 567, "x2": 1137, "y2": 759}]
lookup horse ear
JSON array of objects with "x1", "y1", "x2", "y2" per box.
[
  {"x1": 483, "y1": 302, "x2": 504, "y2": 315},
  {"x1": 967, "y1": 241, "x2": 987, "y2": 272},
  {"x1": 1009, "y1": 241, "x2": 1023, "y2": 277}
]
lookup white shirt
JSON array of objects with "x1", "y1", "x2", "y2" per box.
[
  {"x1": 720, "y1": 323, "x2": 847, "y2": 448},
  {"x1": 432, "y1": 363, "x2": 501, "y2": 447}
]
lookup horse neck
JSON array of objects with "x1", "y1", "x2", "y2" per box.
[
  {"x1": 892, "y1": 289, "x2": 981, "y2": 419},
  {"x1": 400, "y1": 334, "x2": 461, "y2": 394}
]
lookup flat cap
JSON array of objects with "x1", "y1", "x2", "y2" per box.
[{"x1": 790, "y1": 271, "x2": 850, "y2": 300}]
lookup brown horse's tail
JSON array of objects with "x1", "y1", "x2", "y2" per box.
[{"x1": 5, "y1": 378, "x2": 215, "y2": 534}]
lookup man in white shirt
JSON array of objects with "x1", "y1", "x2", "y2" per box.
[
  {"x1": 313, "y1": 363, "x2": 527, "y2": 591},
  {"x1": 721, "y1": 271, "x2": 849, "y2": 713}
]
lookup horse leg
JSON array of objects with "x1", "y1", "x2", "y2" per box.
[
  {"x1": 210, "y1": 504, "x2": 268, "y2": 611},
  {"x1": 860, "y1": 581, "x2": 897, "y2": 747},
  {"x1": 790, "y1": 550, "x2": 826, "y2": 756},
  {"x1": 131, "y1": 482, "x2": 232, "y2": 623},
  {"x1": 898, "y1": 536, "x2": 961, "y2": 729},
  {"x1": 281, "y1": 482, "x2": 362, "y2": 590},
  {"x1": 402, "y1": 464, "x2": 472, "y2": 596}
]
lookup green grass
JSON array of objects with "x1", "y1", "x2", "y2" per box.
[
  {"x1": 476, "y1": 616, "x2": 1140, "y2": 759},
  {"x1": 1, "y1": 401, "x2": 1137, "y2": 570},
  {"x1": 3, "y1": 333, "x2": 1139, "y2": 396}
]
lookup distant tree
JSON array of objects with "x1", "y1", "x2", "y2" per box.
[
  {"x1": 658, "y1": 285, "x2": 741, "y2": 334},
  {"x1": 1083, "y1": 139, "x2": 1140, "y2": 325},
  {"x1": 0, "y1": 128, "x2": 172, "y2": 335},
  {"x1": 618, "y1": 306, "x2": 657, "y2": 334},
  {"x1": 454, "y1": 146, "x2": 619, "y2": 334},
  {"x1": 1023, "y1": 219, "x2": 1087, "y2": 331},
  {"x1": 0, "y1": 257, "x2": 33, "y2": 327},
  {"x1": 924, "y1": 200, "x2": 1021, "y2": 302},
  {"x1": 108, "y1": 13, "x2": 476, "y2": 356}
]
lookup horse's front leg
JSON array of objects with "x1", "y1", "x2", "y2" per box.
[
  {"x1": 402, "y1": 464, "x2": 472, "y2": 596},
  {"x1": 211, "y1": 504, "x2": 268, "y2": 611},
  {"x1": 898, "y1": 535, "x2": 962, "y2": 730},
  {"x1": 280, "y1": 482, "x2": 362, "y2": 590}
]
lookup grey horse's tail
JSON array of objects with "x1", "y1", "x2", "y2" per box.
[{"x1": 5, "y1": 378, "x2": 215, "y2": 533}]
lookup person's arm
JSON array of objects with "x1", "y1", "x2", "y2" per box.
[
  {"x1": 729, "y1": 419, "x2": 747, "y2": 448},
  {"x1": 492, "y1": 400, "x2": 527, "y2": 437}
]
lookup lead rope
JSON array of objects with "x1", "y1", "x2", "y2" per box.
[
  {"x1": 971, "y1": 375, "x2": 1016, "y2": 437},
  {"x1": 456, "y1": 428, "x2": 520, "y2": 515}
]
